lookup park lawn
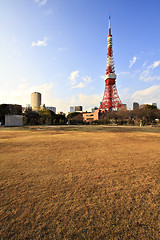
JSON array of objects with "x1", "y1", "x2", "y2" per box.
[{"x1": 0, "y1": 127, "x2": 160, "y2": 239}]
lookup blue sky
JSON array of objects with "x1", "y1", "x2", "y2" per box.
[{"x1": 0, "y1": 0, "x2": 160, "y2": 112}]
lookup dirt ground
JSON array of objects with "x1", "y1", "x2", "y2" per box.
[{"x1": 0, "y1": 126, "x2": 160, "y2": 239}]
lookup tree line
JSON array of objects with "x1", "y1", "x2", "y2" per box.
[
  {"x1": 0, "y1": 104, "x2": 160, "y2": 126},
  {"x1": 23, "y1": 108, "x2": 67, "y2": 125},
  {"x1": 98, "y1": 105, "x2": 160, "y2": 125}
]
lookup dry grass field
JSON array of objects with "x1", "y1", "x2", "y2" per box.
[{"x1": 0, "y1": 126, "x2": 160, "y2": 239}]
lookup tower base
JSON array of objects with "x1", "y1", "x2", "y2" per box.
[{"x1": 99, "y1": 80, "x2": 123, "y2": 111}]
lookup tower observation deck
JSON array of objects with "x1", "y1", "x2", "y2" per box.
[{"x1": 99, "y1": 14, "x2": 123, "y2": 111}]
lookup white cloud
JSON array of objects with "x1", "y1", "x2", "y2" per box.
[
  {"x1": 129, "y1": 56, "x2": 137, "y2": 68},
  {"x1": 140, "y1": 60, "x2": 160, "y2": 82},
  {"x1": 148, "y1": 60, "x2": 160, "y2": 69},
  {"x1": 34, "y1": 0, "x2": 47, "y2": 7},
  {"x1": 31, "y1": 82, "x2": 54, "y2": 104},
  {"x1": 142, "y1": 76, "x2": 160, "y2": 82},
  {"x1": 82, "y1": 76, "x2": 91, "y2": 83},
  {"x1": 72, "y1": 82, "x2": 86, "y2": 88},
  {"x1": 118, "y1": 88, "x2": 132, "y2": 108},
  {"x1": 131, "y1": 85, "x2": 160, "y2": 105},
  {"x1": 68, "y1": 71, "x2": 92, "y2": 88},
  {"x1": 47, "y1": 93, "x2": 102, "y2": 113},
  {"x1": 142, "y1": 61, "x2": 148, "y2": 68},
  {"x1": 68, "y1": 70, "x2": 79, "y2": 86},
  {"x1": 31, "y1": 37, "x2": 48, "y2": 47},
  {"x1": 140, "y1": 69, "x2": 150, "y2": 80},
  {"x1": 121, "y1": 87, "x2": 130, "y2": 95},
  {"x1": 0, "y1": 80, "x2": 53, "y2": 107},
  {"x1": 78, "y1": 93, "x2": 102, "y2": 110},
  {"x1": 71, "y1": 76, "x2": 92, "y2": 89}
]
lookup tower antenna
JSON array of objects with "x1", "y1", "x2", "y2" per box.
[{"x1": 99, "y1": 14, "x2": 123, "y2": 111}]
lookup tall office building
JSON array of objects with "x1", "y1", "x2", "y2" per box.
[
  {"x1": 70, "y1": 106, "x2": 74, "y2": 113},
  {"x1": 152, "y1": 103, "x2": 157, "y2": 108},
  {"x1": 46, "y1": 106, "x2": 56, "y2": 114},
  {"x1": 75, "y1": 106, "x2": 83, "y2": 112},
  {"x1": 133, "y1": 102, "x2": 139, "y2": 110},
  {"x1": 31, "y1": 92, "x2": 41, "y2": 110}
]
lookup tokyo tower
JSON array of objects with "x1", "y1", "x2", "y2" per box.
[{"x1": 99, "y1": 14, "x2": 123, "y2": 111}]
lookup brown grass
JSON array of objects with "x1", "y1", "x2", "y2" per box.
[{"x1": 0, "y1": 126, "x2": 160, "y2": 239}]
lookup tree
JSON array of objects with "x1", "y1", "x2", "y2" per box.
[
  {"x1": 23, "y1": 109, "x2": 67, "y2": 125},
  {"x1": 0, "y1": 104, "x2": 22, "y2": 125},
  {"x1": 23, "y1": 109, "x2": 39, "y2": 125},
  {"x1": 67, "y1": 112, "x2": 80, "y2": 119},
  {"x1": 97, "y1": 105, "x2": 160, "y2": 126},
  {"x1": 67, "y1": 112, "x2": 83, "y2": 125}
]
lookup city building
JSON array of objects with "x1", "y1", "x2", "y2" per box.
[
  {"x1": 83, "y1": 109, "x2": 100, "y2": 122},
  {"x1": 0, "y1": 104, "x2": 22, "y2": 125},
  {"x1": 152, "y1": 103, "x2": 157, "y2": 107},
  {"x1": 5, "y1": 115, "x2": 23, "y2": 127},
  {"x1": 46, "y1": 106, "x2": 56, "y2": 114},
  {"x1": 70, "y1": 106, "x2": 74, "y2": 113},
  {"x1": 91, "y1": 107, "x2": 98, "y2": 113},
  {"x1": 75, "y1": 106, "x2": 83, "y2": 112},
  {"x1": 31, "y1": 92, "x2": 41, "y2": 110},
  {"x1": 133, "y1": 102, "x2": 139, "y2": 110}
]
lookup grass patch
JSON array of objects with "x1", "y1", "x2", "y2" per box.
[
  {"x1": 1, "y1": 124, "x2": 160, "y2": 133},
  {"x1": 0, "y1": 129, "x2": 159, "y2": 239}
]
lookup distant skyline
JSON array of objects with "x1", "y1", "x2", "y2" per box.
[{"x1": 0, "y1": 0, "x2": 160, "y2": 112}]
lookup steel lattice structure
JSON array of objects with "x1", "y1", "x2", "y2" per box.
[{"x1": 99, "y1": 14, "x2": 123, "y2": 111}]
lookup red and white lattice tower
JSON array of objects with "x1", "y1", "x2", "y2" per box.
[{"x1": 99, "y1": 14, "x2": 123, "y2": 111}]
